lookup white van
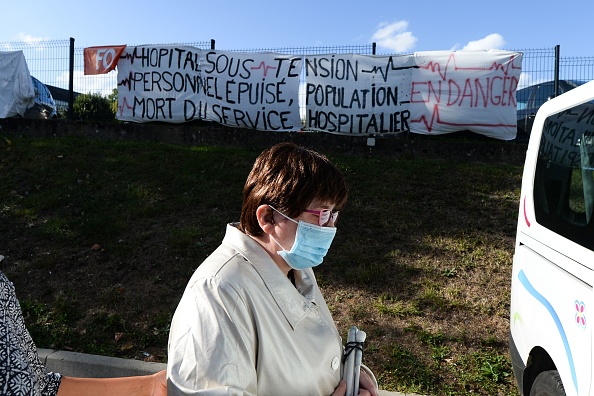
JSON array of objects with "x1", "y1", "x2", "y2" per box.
[{"x1": 510, "y1": 80, "x2": 594, "y2": 396}]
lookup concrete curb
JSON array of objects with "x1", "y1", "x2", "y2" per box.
[
  {"x1": 38, "y1": 348, "x2": 420, "y2": 395},
  {"x1": 38, "y1": 348, "x2": 167, "y2": 378}
]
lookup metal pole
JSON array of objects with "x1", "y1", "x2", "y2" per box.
[
  {"x1": 554, "y1": 45, "x2": 560, "y2": 97},
  {"x1": 211, "y1": 39, "x2": 215, "y2": 50},
  {"x1": 68, "y1": 37, "x2": 75, "y2": 120},
  {"x1": 372, "y1": 42, "x2": 376, "y2": 55}
]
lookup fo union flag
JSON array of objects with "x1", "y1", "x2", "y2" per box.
[{"x1": 84, "y1": 45, "x2": 126, "y2": 75}]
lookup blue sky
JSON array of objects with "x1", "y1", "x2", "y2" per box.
[{"x1": 1, "y1": 0, "x2": 592, "y2": 57}]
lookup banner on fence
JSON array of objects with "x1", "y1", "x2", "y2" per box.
[
  {"x1": 84, "y1": 45, "x2": 127, "y2": 75},
  {"x1": 198, "y1": 50, "x2": 303, "y2": 131},
  {"x1": 115, "y1": 45, "x2": 522, "y2": 139},
  {"x1": 116, "y1": 47, "x2": 302, "y2": 129},
  {"x1": 116, "y1": 45, "x2": 201, "y2": 123},
  {"x1": 304, "y1": 54, "x2": 414, "y2": 134},
  {"x1": 408, "y1": 50, "x2": 523, "y2": 140}
]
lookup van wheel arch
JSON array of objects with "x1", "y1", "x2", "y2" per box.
[{"x1": 524, "y1": 347, "x2": 558, "y2": 395}]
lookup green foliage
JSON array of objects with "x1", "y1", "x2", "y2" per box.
[
  {"x1": 73, "y1": 92, "x2": 115, "y2": 121},
  {"x1": 374, "y1": 293, "x2": 420, "y2": 318},
  {"x1": 107, "y1": 88, "x2": 118, "y2": 115},
  {"x1": 455, "y1": 350, "x2": 513, "y2": 394},
  {"x1": 378, "y1": 343, "x2": 437, "y2": 394}
]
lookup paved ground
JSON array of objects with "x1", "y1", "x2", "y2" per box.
[{"x1": 39, "y1": 348, "x2": 424, "y2": 395}]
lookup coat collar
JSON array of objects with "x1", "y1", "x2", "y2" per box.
[{"x1": 222, "y1": 223, "x2": 319, "y2": 330}]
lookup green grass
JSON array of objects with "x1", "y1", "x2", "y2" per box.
[{"x1": 0, "y1": 135, "x2": 523, "y2": 395}]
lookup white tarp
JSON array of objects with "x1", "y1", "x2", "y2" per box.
[{"x1": 0, "y1": 51, "x2": 34, "y2": 118}]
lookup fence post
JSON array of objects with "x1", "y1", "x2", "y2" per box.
[
  {"x1": 372, "y1": 42, "x2": 376, "y2": 55},
  {"x1": 68, "y1": 37, "x2": 75, "y2": 120},
  {"x1": 554, "y1": 45, "x2": 560, "y2": 97},
  {"x1": 211, "y1": 39, "x2": 215, "y2": 50}
]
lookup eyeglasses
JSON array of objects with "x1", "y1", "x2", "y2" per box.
[{"x1": 304, "y1": 209, "x2": 340, "y2": 226}]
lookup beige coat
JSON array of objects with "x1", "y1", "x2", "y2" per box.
[{"x1": 167, "y1": 224, "x2": 344, "y2": 395}]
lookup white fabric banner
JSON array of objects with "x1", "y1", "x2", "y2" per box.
[
  {"x1": 199, "y1": 50, "x2": 303, "y2": 131},
  {"x1": 116, "y1": 45, "x2": 522, "y2": 140},
  {"x1": 304, "y1": 54, "x2": 415, "y2": 134},
  {"x1": 117, "y1": 47, "x2": 303, "y2": 130},
  {"x1": 409, "y1": 50, "x2": 523, "y2": 140},
  {"x1": 116, "y1": 45, "x2": 202, "y2": 123},
  {"x1": 0, "y1": 51, "x2": 34, "y2": 119},
  {"x1": 304, "y1": 50, "x2": 522, "y2": 140}
]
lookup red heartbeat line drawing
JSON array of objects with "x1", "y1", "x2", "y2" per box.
[
  {"x1": 250, "y1": 62, "x2": 277, "y2": 77},
  {"x1": 420, "y1": 53, "x2": 522, "y2": 81},
  {"x1": 118, "y1": 96, "x2": 134, "y2": 116},
  {"x1": 410, "y1": 104, "x2": 516, "y2": 132}
]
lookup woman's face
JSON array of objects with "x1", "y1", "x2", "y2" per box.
[{"x1": 271, "y1": 200, "x2": 337, "y2": 251}]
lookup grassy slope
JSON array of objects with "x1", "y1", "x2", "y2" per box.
[{"x1": 0, "y1": 135, "x2": 522, "y2": 395}]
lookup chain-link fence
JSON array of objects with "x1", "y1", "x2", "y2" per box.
[{"x1": 1, "y1": 38, "x2": 592, "y2": 115}]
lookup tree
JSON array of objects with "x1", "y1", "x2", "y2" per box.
[
  {"x1": 73, "y1": 93, "x2": 115, "y2": 121},
  {"x1": 107, "y1": 89, "x2": 118, "y2": 115}
]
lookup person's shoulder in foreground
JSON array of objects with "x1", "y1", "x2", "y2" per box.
[
  {"x1": 0, "y1": 270, "x2": 63, "y2": 395},
  {"x1": 0, "y1": 266, "x2": 167, "y2": 396}
]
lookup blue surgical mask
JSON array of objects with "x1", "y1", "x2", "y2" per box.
[{"x1": 270, "y1": 206, "x2": 337, "y2": 270}]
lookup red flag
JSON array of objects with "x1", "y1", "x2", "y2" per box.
[{"x1": 84, "y1": 45, "x2": 126, "y2": 75}]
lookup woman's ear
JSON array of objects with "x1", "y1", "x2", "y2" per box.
[{"x1": 255, "y1": 205, "x2": 275, "y2": 234}]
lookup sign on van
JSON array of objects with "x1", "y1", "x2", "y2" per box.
[{"x1": 540, "y1": 103, "x2": 594, "y2": 167}]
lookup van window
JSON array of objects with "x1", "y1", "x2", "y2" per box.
[
  {"x1": 533, "y1": 83, "x2": 555, "y2": 108},
  {"x1": 533, "y1": 102, "x2": 594, "y2": 249}
]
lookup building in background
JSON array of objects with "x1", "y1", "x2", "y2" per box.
[{"x1": 47, "y1": 84, "x2": 80, "y2": 115}]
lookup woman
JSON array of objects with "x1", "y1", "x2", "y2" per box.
[
  {"x1": 167, "y1": 142, "x2": 378, "y2": 395},
  {"x1": 0, "y1": 268, "x2": 167, "y2": 396}
]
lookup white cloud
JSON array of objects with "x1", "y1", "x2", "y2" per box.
[
  {"x1": 372, "y1": 21, "x2": 418, "y2": 53},
  {"x1": 15, "y1": 33, "x2": 49, "y2": 44},
  {"x1": 462, "y1": 33, "x2": 506, "y2": 50},
  {"x1": 0, "y1": 33, "x2": 49, "y2": 50}
]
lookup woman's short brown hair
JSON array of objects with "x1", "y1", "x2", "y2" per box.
[{"x1": 239, "y1": 142, "x2": 348, "y2": 236}]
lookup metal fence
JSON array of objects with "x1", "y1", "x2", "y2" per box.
[
  {"x1": 1, "y1": 38, "x2": 593, "y2": 115},
  {"x1": 560, "y1": 55, "x2": 594, "y2": 82},
  {"x1": 511, "y1": 46, "x2": 594, "y2": 89}
]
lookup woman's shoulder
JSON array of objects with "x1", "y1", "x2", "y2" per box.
[{"x1": 187, "y1": 244, "x2": 259, "y2": 289}]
